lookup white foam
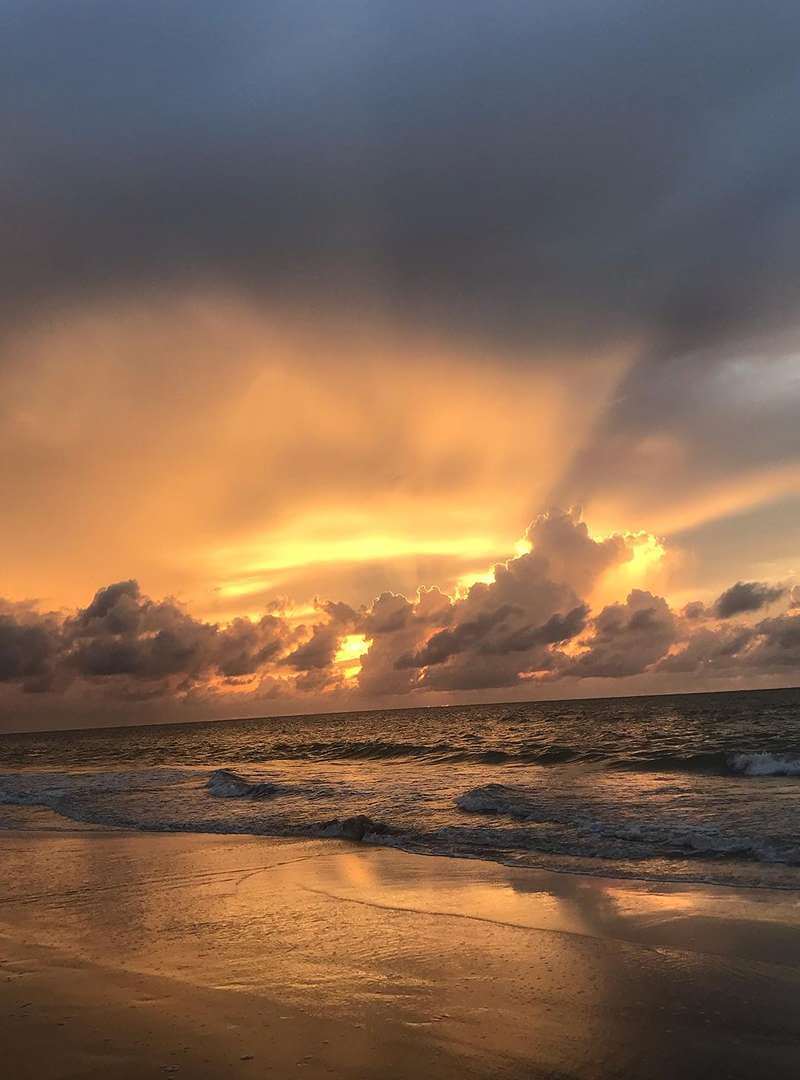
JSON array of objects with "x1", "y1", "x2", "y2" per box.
[{"x1": 729, "y1": 752, "x2": 800, "y2": 777}]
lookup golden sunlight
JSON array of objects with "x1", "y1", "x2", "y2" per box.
[
  {"x1": 334, "y1": 634, "x2": 371, "y2": 681},
  {"x1": 591, "y1": 531, "x2": 666, "y2": 608}
]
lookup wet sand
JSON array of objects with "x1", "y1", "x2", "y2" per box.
[{"x1": 2, "y1": 831, "x2": 800, "y2": 1078}]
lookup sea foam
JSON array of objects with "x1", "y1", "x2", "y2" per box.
[{"x1": 728, "y1": 752, "x2": 800, "y2": 777}]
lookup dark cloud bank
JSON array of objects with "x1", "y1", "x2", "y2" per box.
[
  {"x1": 3, "y1": 2, "x2": 800, "y2": 528},
  {"x1": 4, "y1": 1, "x2": 800, "y2": 354},
  {"x1": 2, "y1": 512, "x2": 796, "y2": 717}
]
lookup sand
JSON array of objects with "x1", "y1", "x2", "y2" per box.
[{"x1": 2, "y1": 831, "x2": 800, "y2": 1078}]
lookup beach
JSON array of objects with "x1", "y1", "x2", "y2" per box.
[{"x1": 2, "y1": 830, "x2": 800, "y2": 1078}]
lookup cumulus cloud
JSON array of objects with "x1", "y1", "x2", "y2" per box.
[
  {"x1": 714, "y1": 580, "x2": 786, "y2": 618},
  {"x1": 396, "y1": 604, "x2": 521, "y2": 669},
  {"x1": 357, "y1": 587, "x2": 452, "y2": 697},
  {"x1": 285, "y1": 601, "x2": 359, "y2": 673},
  {"x1": 655, "y1": 625, "x2": 755, "y2": 675},
  {"x1": 746, "y1": 612, "x2": 800, "y2": 670},
  {"x1": 0, "y1": 614, "x2": 61, "y2": 690},
  {"x1": 0, "y1": 580, "x2": 294, "y2": 700},
  {"x1": 1, "y1": 509, "x2": 798, "y2": 717},
  {"x1": 356, "y1": 510, "x2": 630, "y2": 693},
  {"x1": 567, "y1": 591, "x2": 676, "y2": 679}
]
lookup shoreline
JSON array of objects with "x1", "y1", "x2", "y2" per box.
[
  {"x1": 2, "y1": 831, "x2": 800, "y2": 1077},
  {"x1": 2, "y1": 816, "x2": 799, "y2": 894}
]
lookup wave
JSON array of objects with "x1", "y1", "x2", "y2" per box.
[
  {"x1": 456, "y1": 783, "x2": 540, "y2": 819},
  {"x1": 214, "y1": 738, "x2": 800, "y2": 777},
  {"x1": 255, "y1": 739, "x2": 587, "y2": 767},
  {"x1": 4, "y1": 762, "x2": 800, "y2": 889},
  {"x1": 314, "y1": 815, "x2": 395, "y2": 841},
  {"x1": 206, "y1": 769, "x2": 279, "y2": 798},
  {"x1": 453, "y1": 784, "x2": 800, "y2": 865},
  {"x1": 728, "y1": 752, "x2": 800, "y2": 777}
]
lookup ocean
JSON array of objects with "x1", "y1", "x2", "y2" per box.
[{"x1": 3, "y1": 686, "x2": 800, "y2": 889}]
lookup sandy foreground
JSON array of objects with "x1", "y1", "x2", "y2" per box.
[{"x1": 2, "y1": 831, "x2": 800, "y2": 1078}]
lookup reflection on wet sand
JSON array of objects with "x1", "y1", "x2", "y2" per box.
[{"x1": 2, "y1": 831, "x2": 800, "y2": 1078}]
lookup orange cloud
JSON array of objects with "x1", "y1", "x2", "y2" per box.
[{"x1": 0, "y1": 291, "x2": 633, "y2": 620}]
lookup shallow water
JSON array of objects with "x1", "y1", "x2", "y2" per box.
[{"x1": 2, "y1": 687, "x2": 800, "y2": 888}]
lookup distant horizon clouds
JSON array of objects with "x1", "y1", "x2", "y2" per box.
[{"x1": 2, "y1": 510, "x2": 797, "y2": 730}]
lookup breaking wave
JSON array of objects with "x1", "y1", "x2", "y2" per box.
[
  {"x1": 314, "y1": 815, "x2": 395, "y2": 841},
  {"x1": 727, "y1": 752, "x2": 800, "y2": 777},
  {"x1": 453, "y1": 783, "x2": 800, "y2": 866},
  {"x1": 200, "y1": 739, "x2": 800, "y2": 777},
  {"x1": 206, "y1": 769, "x2": 280, "y2": 798}
]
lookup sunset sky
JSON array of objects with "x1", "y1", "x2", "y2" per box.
[{"x1": 3, "y1": 2, "x2": 800, "y2": 729}]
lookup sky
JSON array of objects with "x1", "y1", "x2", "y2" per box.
[{"x1": 2, "y1": 1, "x2": 800, "y2": 730}]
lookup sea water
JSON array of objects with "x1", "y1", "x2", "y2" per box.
[{"x1": 3, "y1": 687, "x2": 800, "y2": 888}]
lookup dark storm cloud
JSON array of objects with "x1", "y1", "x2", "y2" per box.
[
  {"x1": 748, "y1": 612, "x2": 800, "y2": 669},
  {"x1": 4, "y1": 0, "x2": 800, "y2": 356},
  {"x1": 714, "y1": 580, "x2": 786, "y2": 619}
]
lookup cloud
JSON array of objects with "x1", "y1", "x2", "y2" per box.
[
  {"x1": 5, "y1": 1, "x2": 800, "y2": 364},
  {"x1": 396, "y1": 604, "x2": 521, "y2": 669},
  {"x1": 746, "y1": 612, "x2": 800, "y2": 670},
  {"x1": 567, "y1": 591, "x2": 676, "y2": 679},
  {"x1": 0, "y1": 580, "x2": 293, "y2": 699},
  {"x1": 5, "y1": 3, "x2": 800, "y2": 650},
  {"x1": 0, "y1": 614, "x2": 61, "y2": 690},
  {"x1": 285, "y1": 601, "x2": 359, "y2": 672},
  {"x1": 357, "y1": 587, "x2": 452, "y2": 697},
  {"x1": 363, "y1": 509, "x2": 630, "y2": 693},
  {"x1": 714, "y1": 580, "x2": 786, "y2": 618},
  {"x1": 655, "y1": 625, "x2": 755, "y2": 675},
  {"x1": 1, "y1": 508, "x2": 799, "y2": 721}
]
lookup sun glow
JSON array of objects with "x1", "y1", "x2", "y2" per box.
[
  {"x1": 334, "y1": 634, "x2": 371, "y2": 681},
  {"x1": 218, "y1": 528, "x2": 503, "y2": 577},
  {"x1": 453, "y1": 535, "x2": 531, "y2": 595},
  {"x1": 624, "y1": 532, "x2": 666, "y2": 577},
  {"x1": 591, "y1": 531, "x2": 667, "y2": 608},
  {"x1": 455, "y1": 568, "x2": 497, "y2": 595},
  {"x1": 216, "y1": 578, "x2": 272, "y2": 599}
]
